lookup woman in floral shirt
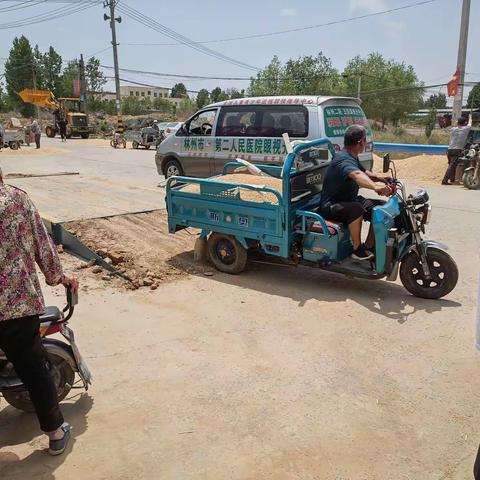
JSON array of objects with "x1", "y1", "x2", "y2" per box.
[{"x1": 0, "y1": 167, "x2": 78, "y2": 456}]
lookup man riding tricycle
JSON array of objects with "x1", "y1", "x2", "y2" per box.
[{"x1": 166, "y1": 127, "x2": 458, "y2": 299}]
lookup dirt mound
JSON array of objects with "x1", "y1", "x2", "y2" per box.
[
  {"x1": 373, "y1": 153, "x2": 447, "y2": 184},
  {"x1": 64, "y1": 210, "x2": 203, "y2": 290}
]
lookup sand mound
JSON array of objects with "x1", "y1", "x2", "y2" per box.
[
  {"x1": 0, "y1": 146, "x2": 68, "y2": 156},
  {"x1": 373, "y1": 154, "x2": 447, "y2": 184},
  {"x1": 181, "y1": 173, "x2": 283, "y2": 204},
  {"x1": 64, "y1": 210, "x2": 202, "y2": 290}
]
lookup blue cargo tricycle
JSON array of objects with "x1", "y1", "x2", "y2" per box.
[{"x1": 166, "y1": 138, "x2": 458, "y2": 299}]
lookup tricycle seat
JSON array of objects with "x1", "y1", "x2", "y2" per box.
[{"x1": 294, "y1": 219, "x2": 341, "y2": 236}]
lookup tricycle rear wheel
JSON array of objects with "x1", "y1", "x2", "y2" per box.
[
  {"x1": 400, "y1": 247, "x2": 458, "y2": 299},
  {"x1": 207, "y1": 233, "x2": 247, "y2": 274}
]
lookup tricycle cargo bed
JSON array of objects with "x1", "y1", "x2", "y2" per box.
[{"x1": 166, "y1": 174, "x2": 284, "y2": 242}]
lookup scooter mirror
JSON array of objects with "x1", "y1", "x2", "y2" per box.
[{"x1": 383, "y1": 153, "x2": 391, "y2": 173}]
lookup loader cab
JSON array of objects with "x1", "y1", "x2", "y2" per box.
[{"x1": 58, "y1": 98, "x2": 83, "y2": 114}]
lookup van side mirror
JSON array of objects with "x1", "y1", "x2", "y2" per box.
[{"x1": 383, "y1": 153, "x2": 391, "y2": 173}]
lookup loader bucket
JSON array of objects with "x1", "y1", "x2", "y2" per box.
[{"x1": 18, "y1": 89, "x2": 58, "y2": 110}]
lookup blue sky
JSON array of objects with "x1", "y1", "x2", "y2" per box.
[{"x1": 0, "y1": 0, "x2": 478, "y2": 103}]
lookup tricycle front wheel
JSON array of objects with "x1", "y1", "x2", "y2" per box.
[
  {"x1": 207, "y1": 233, "x2": 247, "y2": 274},
  {"x1": 400, "y1": 247, "x2": 458, "y2": 299}
]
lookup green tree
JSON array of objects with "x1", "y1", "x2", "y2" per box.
[
  {"x1": 210, "y1": 87, "x2": 229, "y2": 103},
  {"x1": 153, "y1": 96, "x2": 173, "y2": 113},
  {"x1": 226, "y1": 88, "x2": 245, "y2": 99},
  {"x1": 4, "y1": 36, "x2": 36, "y2": 116},
  {"x1": 59, "y1": 59, "x2": 79, "y2": 97},
  {"x1": 0, "y1": 82, "x2": 8, "y2": 112},
  {"x1": 249, "y1": 53, "x2": 339, "y2": 96},
  {"x1": 282, "y1": 53, "x2": 340, "y2": 95},
  {"x1": 171, "y1": 82, "x2": 187, "y2": 98},
  {"x1": 467, "y1": 83, "x2": 480, "y2": 109},
  {"x1": 176, "y1": 97, "x2": 196, "y2": 119},
  {"x1": 341, "y1": 53, "x2": 423, "y2": 126},
  {"x1": 423, "y1": 93, "x2": 447, "y2": 109},
  {"x1": 425, "y1": 106, "x2": 437, "y2": 138},
  {"x1": 196, "y1": 88, "x2": 210, "y2": 109},
  {"x1": 41, "y1": 46, "x2": 63, "y2": 93},
  {"x1": 249, "y1": 55, "x2": 283, "y2": 96}
]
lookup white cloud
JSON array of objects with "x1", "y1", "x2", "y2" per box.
[
  {"x1": 349, "y1": 0, "x2": 405, "y2": 39},
  {"x1": 350, "y1": 0, "x2": 388, "y2": 14},
  {"x1": 280, "y1": 8, "x2": 297, "y2": 17}
]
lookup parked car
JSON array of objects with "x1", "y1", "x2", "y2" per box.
[
  {"x1": 155, "y1": 95, "x2": 373, "y2": 178},
  {"x1": 163, "y1": 122, "x2": 183, "y2": 137}
]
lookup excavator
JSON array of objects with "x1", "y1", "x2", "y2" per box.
[{"x1": 19, "y1": 89, "x2": 91, "y2": 139}]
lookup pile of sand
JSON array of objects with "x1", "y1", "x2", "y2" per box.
[
  {"x1": 0, "y1": 146, "x2": 68, "y2": 156},
  {"x1": 373, "y1": 154, "x2": 447, "y2": 184},
  {"x1": 64, "y1": 210, "x2": 202, "y2": 290},
  {"x1": 181, "y1": 173, "x2": 283, "y2": 204}
]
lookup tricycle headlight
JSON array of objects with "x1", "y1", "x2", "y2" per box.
[{"x1": 424, "y1": 204, "x2": 432, "y2": 224}]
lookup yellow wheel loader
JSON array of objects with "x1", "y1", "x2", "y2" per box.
[{"x1": 19, "y1": 89, "x2": 91, "y2": 139}]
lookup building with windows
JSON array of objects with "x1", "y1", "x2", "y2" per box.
[{"x1": 99, "y1": 85, "x2": 184, "y2": 108}]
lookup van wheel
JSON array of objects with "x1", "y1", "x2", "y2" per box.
[
  {"x1": 207, "y1": 233, "x2": 247, "y2": 274},
  {"x1": 132, "y1": 141, "x2": 139, "y2": 149},
  {"x1": 164, "y1": 159, "x2": 183, "y2": 178}
]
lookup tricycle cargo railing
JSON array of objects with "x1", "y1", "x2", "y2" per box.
[{"x1": 166, "y1": 176, "x2": 284, "y2": 206}]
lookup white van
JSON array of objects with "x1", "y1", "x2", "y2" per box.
[{"x1": 155, "y1": 95, "x2": 373, "y2": 178}]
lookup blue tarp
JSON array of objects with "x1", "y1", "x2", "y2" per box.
[{"x1": 374, "y1": 143, "x2": 448, "y2": 155}]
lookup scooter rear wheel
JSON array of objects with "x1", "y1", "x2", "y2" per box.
[{"x1": 3, "y1": 352, "x2": 75, "y2": 412}]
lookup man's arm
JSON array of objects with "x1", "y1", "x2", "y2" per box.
[
  {"x1": 349, "y1": 170, "x2": 391, "y2": 196},
  {"x1": 364, "y1": 170, "x2": 391, "y2": 183}
]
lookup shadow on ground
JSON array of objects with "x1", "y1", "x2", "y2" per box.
[
  {"x1": 0, "y1": 393, "x2": 93, "y2": 479},
  {"x1": 170, "y1": 252, "x2": 461, "y2": 324}
]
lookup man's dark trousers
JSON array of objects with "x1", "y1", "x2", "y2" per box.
[
  {"x1": 35, "y1": 133, "x2": 41, "y2": 149},
  {"x1": 443, "y1": 148, "x2": 463, "y2": 183},
  {"x1": 0, "y1": 315, "x2": 64, "y2": 432}
]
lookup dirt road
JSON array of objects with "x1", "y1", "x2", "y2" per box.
[{"x1": 0, "y1": 139, "x2": 479, "y2": 479}]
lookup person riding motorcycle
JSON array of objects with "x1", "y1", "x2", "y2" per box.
[
  {"x1": 320, "y1": 125, "x2": 392, "y2": 260},
  {"x1": 0, "y1": 166, "x2": 78, "y2": 456}
]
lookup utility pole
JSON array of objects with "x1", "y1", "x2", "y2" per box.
[
  {"x1": 79, "y1": 54, "x2": 88, "y2": 120},
  {"x1": 357, "y1": 74, "x2": 362, "y2": 100},
  {"x1": 32, "y1": 63, "x2": 41, "y2": 126},
  {"x1": 452, "y1": 0, "x2": 470, "y2": 123},
  {"x1": 103, "y1": 0, "x2": 123, "y2": 132}
]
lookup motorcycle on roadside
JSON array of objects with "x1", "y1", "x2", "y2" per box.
[
  {"x1": 462, "y1": 143, "x2": 480, "y2": 190},
  {"x1": 0, "y1": 288, "x2": 92, "y2": 412}
]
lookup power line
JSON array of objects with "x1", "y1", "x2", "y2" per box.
[
  {"x1": 0, "y1": 0, "x2": 46, "y2": 13},
  {"x1": 116, "y1": 2, "x2": 259, "y2": 72},
  {"x1": 0, "y1": 1, "x2": 97, "y2": 29},
  {"x1": 122, "y1": 0, "x2": 442, "y2": 47}
]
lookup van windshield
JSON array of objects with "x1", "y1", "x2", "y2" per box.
[{"x1": 323, "y1": 106, "x2": 371, "y2": 138}]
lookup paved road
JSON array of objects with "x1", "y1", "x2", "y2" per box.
[
  {"x1": 0, "y1": 137, "x2": 164, "y2": 222},
  {"x1": 0, "y1": 138, "x2": 479, "y2": 479}
]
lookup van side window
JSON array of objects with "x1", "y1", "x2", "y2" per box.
[
  {"x1": 188, "y1": 110, "x2": 217, "y2": 136},
  {"x1": 216, "y1": 105, "x2": 308, "y2": 138}
]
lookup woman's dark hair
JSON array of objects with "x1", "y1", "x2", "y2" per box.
[
  {"x1": 458, "y1": 116, "x2": 468, "y2": 126},
  {"x1": 344, "y1": 125, "x2": 367, "y2": 146}
]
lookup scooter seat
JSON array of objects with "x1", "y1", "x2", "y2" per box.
[
  {"x1": 295, "y1": 220, "x2": 340, "y2": 235},
  {"x1": 39, "y1": 306, "x2": 63, "y2": 323}
]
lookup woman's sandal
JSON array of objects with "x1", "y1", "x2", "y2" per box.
[{"x1": 49, "y1": 423, "x2": 72, "y2": 456}]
